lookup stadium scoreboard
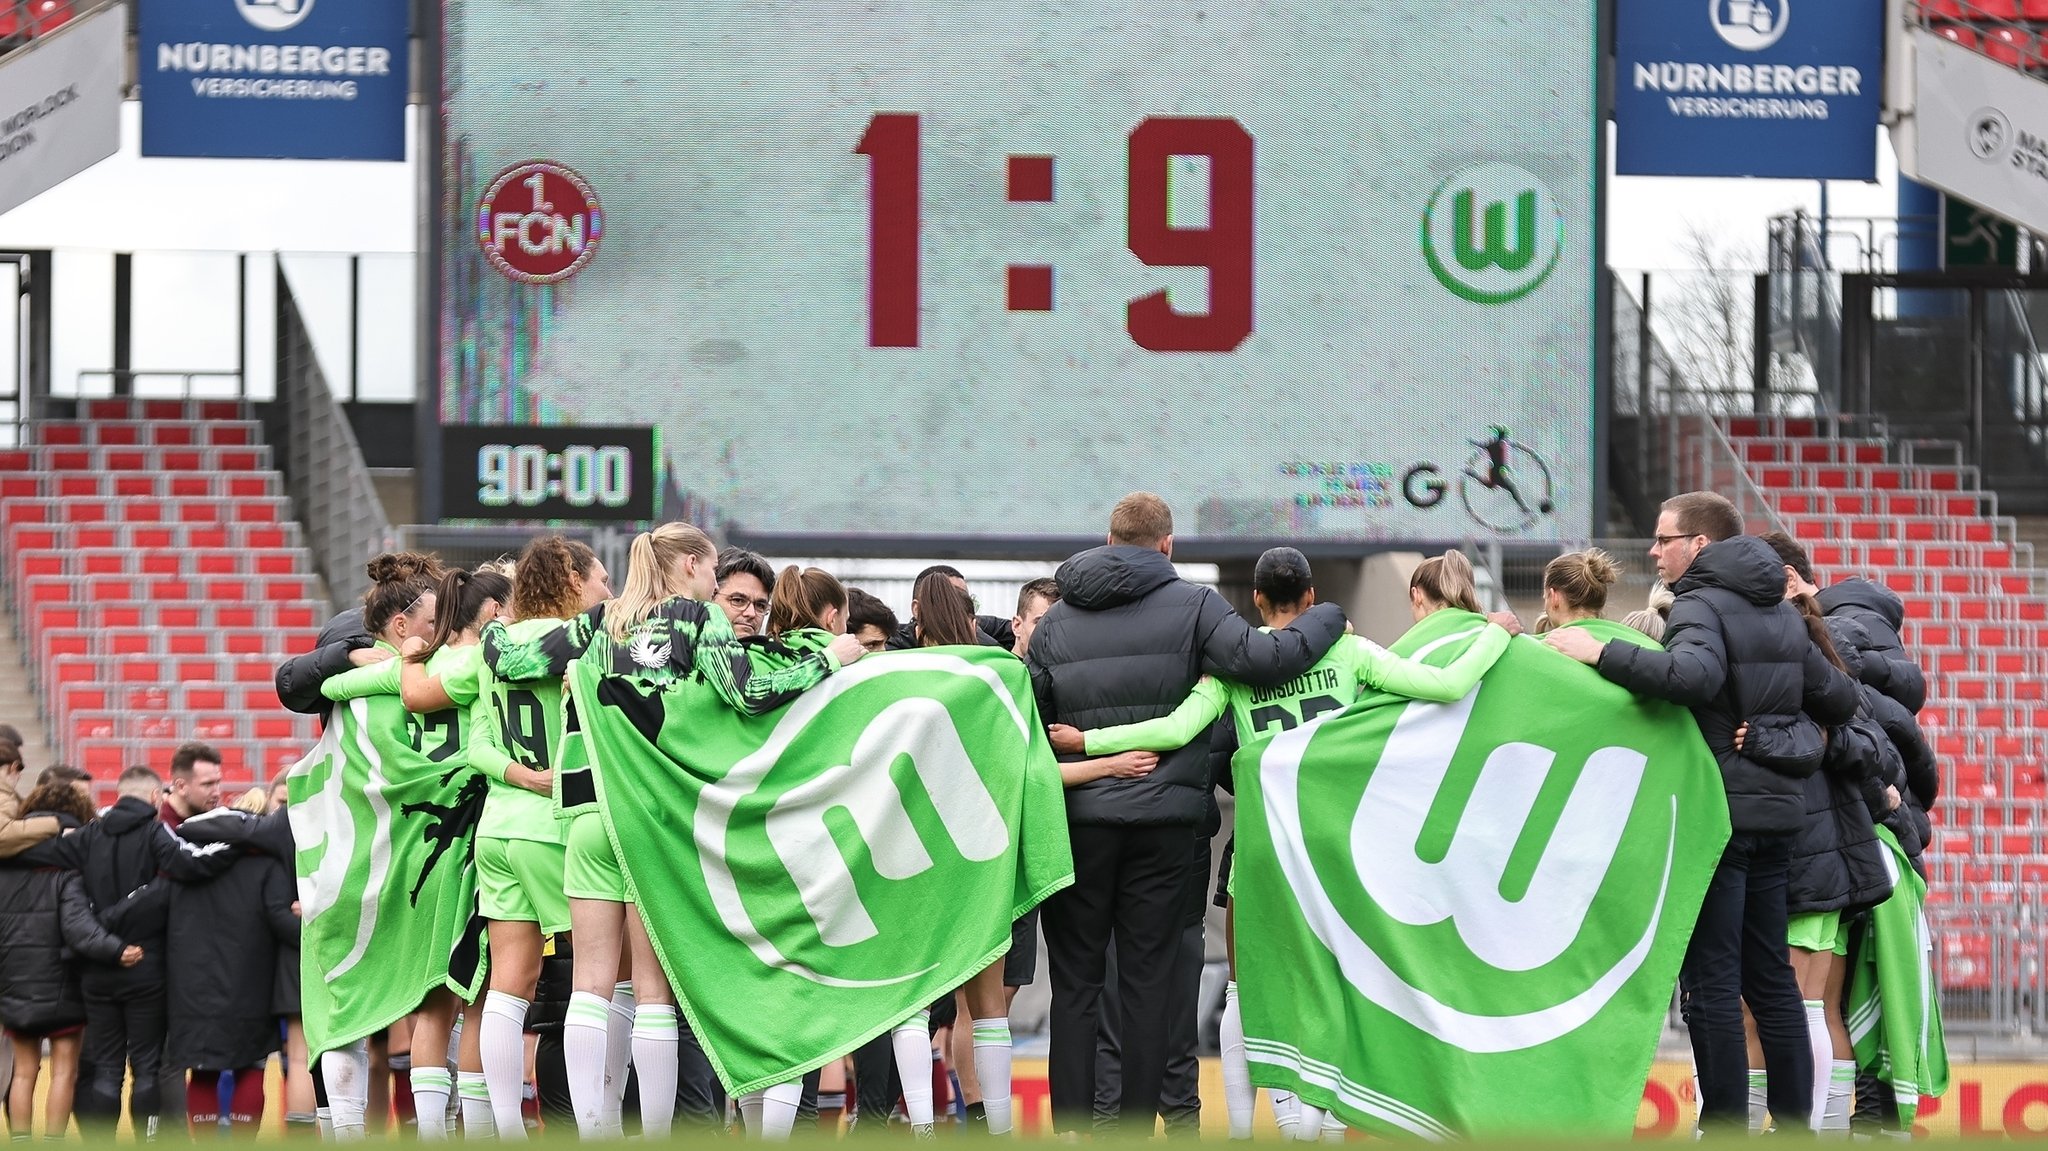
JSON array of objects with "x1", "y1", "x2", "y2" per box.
[{"x1": 433, "y1": 2, "x2": 1600, "y2": 542}]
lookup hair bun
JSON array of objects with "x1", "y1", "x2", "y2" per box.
[{"x1": 1581, "y1": 547, "x2": 1619, "y2": 587}]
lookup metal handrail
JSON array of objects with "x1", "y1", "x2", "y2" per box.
[{"x1": 73, "y1": 369, "x2": 247, "y2": 399}]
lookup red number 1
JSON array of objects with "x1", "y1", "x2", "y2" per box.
[
  {"x1": 1126, "y1": 117, "x2": 1255, "y2": 353},
  {"x1": 858, "y1": 113, "x2": 920, "y2": 348}
]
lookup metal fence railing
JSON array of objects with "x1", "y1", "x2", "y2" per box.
[{"x1": 273, "y1": 268, "x2": 397, "y2": 611}]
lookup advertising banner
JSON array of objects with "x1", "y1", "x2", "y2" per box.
[
  {"x1": 140, "y1": 0, "x2": 408, "y2": 160},
  {"x1": 0, "y1": 3, "x2": 123, "y2": 216},
  {"x1": 1908, "y1": 28, "x2": 2048, "y2": 237},
  {"x1": 1616, "y1": 0, "x2": 1882, "y2": 179}
]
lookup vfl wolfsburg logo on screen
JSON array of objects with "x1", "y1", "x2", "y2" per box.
[
  {"x1": 1233, "y1": 619, "x2": 1728, "y2": 1137},
  {"x1": 1422, "y1": 162, "x2": 1564, "y2": 305}
]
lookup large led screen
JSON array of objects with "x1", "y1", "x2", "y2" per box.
[{"x1": 437, "y1": 3, "x2": 1599, "y2": 541}]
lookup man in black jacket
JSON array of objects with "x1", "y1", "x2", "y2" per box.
[
  {"x1": 25, "y1": 767, "x2": 235, "y2": 1137},
  {"x1": 1027, "y1": 493, "x2": 1347, "y2": 1136},
  {"x1": 1548, "y1": 491, "x2": 1859, "y2": 1134},
  {"x1": 1815, "y1": 577, "x2": 1927, "y2": 714}
]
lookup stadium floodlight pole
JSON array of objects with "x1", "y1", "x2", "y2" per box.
[{"x1": 415, "y1": 13, "x2": 444, "y2": 525}]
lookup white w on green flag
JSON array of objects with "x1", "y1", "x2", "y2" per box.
[
  {"x1": 289, "y1": 700, "x2": 488, "y2": 1057},
  {"x1": 1847, "y1": 826, "x2": 1948, "y2": 1126},
  {"x1": 572, "y1": 646, "x2": 1072, "y2": 1095},
  {"x1": 1234, "y1": 613, "x2": 1730, "y2": 1138}
]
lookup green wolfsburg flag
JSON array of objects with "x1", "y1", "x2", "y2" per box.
[
  {"x1": 289, "y1": 698, "x2": 487, "y2": 1057},
  {"x1": 571, "y1": 646, "x2": 1072, "y2": 1095},
  {"x1": 1234, "y1": 612, "x2": 1731, "y2": 1138},
  {"x1": 1847, "y1": 826, "x2": 1949, "y2": 1126}
]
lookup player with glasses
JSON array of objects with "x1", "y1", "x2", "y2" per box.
[{"x1": 713, "y1": 548, "x2": 777, "y2": 638}]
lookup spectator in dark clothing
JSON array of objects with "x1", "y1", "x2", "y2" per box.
[
  {"x1": 1815, "y1": 578, "x2": 1927, "y2": 713},
  {"x1": 885, "y1": 565, "x2": 1017, "y2": 650},
  {"x1": 33, "y1": 766, "x2": 235, "y2": 1136},
  {"x1": 1547, "y1": 492, "x2": 1860, "y2": 1135},
  {"x1": 167, "y1": 795, "x2": 301, "y2": 1138},
  {"x1": 1026, "y1": 492, "x2": 1347, "y2": 1136},
  {"x1": 158, "y1": 742, "x2": 223, "y2": 833},
  {"x1": 0, "y1": 767, "x2": 139, "y2": 1140},
  {"x1": 273, "y1": 607, "x2": 376, "y2": 716}
]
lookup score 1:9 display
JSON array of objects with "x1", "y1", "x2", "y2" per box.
[{"x1": 856, "y1": 113, "x2": 1254, "y2": 353}]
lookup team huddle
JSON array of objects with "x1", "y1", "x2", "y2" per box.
[{"x1": 0, "y1": 488, "x2": 1945, "y2": 1141}]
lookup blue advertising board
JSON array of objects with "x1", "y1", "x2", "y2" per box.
[
  {"x1": 140, "y1": 0, "x2": 408, "y2": 159},
  {"x1": 1615, "y1": 0, "x2": 1882, "y2": 179}
]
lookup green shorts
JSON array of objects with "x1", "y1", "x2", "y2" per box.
[
  {"x1": 562, "y1": 811, "x2": 631, "y2": 903},
  {"x1": 475, "y1": 835, "x2": 571, "y2": 934},
  {"x1": 1787, "y1": 911, "x2": 1846, "y2": 956}
]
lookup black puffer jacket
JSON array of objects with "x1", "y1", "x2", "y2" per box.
[
  {"x1": 1816, "y1": 579, "x2": 1927, "y2": 713},
  {"x1": 23, "y1": 795, "x2": 238, "y2": 997},
  {"x1": 1825, "y1": 613, "x2": 1938, "y2": 873},
  {"x1": 165, "y1": 808, "x2": 298, "y2": 1070},
  {"x1": 275, "y1": 607, "x2": 371, "y2": 717},
  {"x1": 1758, "y1": 713, "x2": 1897, "y2": 916},
  {"x1": 1598, "y1": 536, "x2": 1861, "y2": 834},
  {"x1": 1028, "y1": 545, "x2": 1346, "y2": 826},
  {"x1": 0, "y1": 815, "x2": 128, "y2": 1034}
]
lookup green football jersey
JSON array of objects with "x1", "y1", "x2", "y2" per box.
[{"x1": 1084, "y1": 613, "x2": 1513, "y2": 754}]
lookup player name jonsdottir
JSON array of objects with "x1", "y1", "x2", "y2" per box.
[
  {"x1": 155, "y1": 43, "x2": 395, "y2": 78},
  {"x1": 1248, "y1": 665, "x2": 1344, "y2": 707}
]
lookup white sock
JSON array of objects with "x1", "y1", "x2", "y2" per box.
[
  {"x1": 892, "y1": 1010, "x2": 934, "y2": 1132},
  {"x1": 1805, "y1": 1000, "x2": 1831, "y2": 1132},
  {"x1": 1748, "y1": 1068, "x2": 1769, "y2": 1134},
  {"x1": 1272, "y1": 1091, "x2": 1303, "y2": 1140},
  {"x1": 1219, "y1": 983, "x2": 1254, "y2": 1139},
  {"x1": 631, "y1": 1005, "x2": 680, "y2": 1140},
  {"x1": 481, "y1": 991, "x2": 532, "y2": 1140},
  {"x1": 1320, "y1": 1112, "x2": 1347, "y2": 1142},
  {"x1": 739, "y1": 1091, "x2": 764, "y2": 1137},
  {"x1": 563, "y1": 991, "x2": 611, "y2": 1139},
  {"x1": 414, "y1": 1067, "x2": 454, "y2": 1140},
  {"x1": 323, "y1": 1039, "x2": 371, "y2": 1141},
  {"x1": 316, "y1": 1106, "x2": 333, "y2": 1139},
  {"x1": 1296, "y1": 1105, "x2": 1327, "y2": 1143},
  {"x1": 458, "y1": 1071, "x2": 495, "y2": 1138},
  {"x1": 759, "y1": 1081, "x2": 802, "y2": 1142},
  {"x1": 604, "y1": 982, "x2": 636, "y2": 1136},
  {"x1": 970, "y1": 1015, "x2": 1014, "y2": 1136},
  {"x1": 1824, "y1": 1060, "x2": 1855, "y2": 1134}
]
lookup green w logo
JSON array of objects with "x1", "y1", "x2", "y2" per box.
[{"x1": 1423, "y1": 163, "x2": 1564, "y2": 305}]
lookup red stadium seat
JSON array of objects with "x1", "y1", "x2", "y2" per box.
[
  {"x1": 1984, "y1": 26, "x2": 2027, "y2": 64},
  {"x1": 1939, "y1": 24, "x2": 1981, "y2": 47}
]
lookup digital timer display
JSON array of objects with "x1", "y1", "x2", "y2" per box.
[
  {"x1": 438, "y1": 2, "x2": 1597, "y2": 542},
  {"x1": 441, "y1": 425, "x2": 657, "y2": 522}
]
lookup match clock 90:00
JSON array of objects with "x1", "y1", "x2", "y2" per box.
[{"x1": 441, "y1": 424, "x2": 657, "y2": 522}]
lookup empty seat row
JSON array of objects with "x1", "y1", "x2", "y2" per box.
[
  {"x1": 5, "y1": 520, "x2": 304, "y2": 563},
  {"x1": 48, "y1": 654, "x2": 282, "y2": 689},
  {"x1": 1774, "y1": 489, "x2": 1987, "y2": 519},
  {"x1": 29, "y1": 598, "x2": 328, "y2": 638},
  {"x1": 0, "y1": 0, "x2": 75, "y2": 41},
  {"x1": 1785, "y1": 513, "x2": 2000, "y2": 544},
  {"x1": 15, "y1": 546, "x2": 310, "y2": 582},
  {"x1": 40, "y1": 627, "x2": 318, "y2": 691},
  {"x1": 4, "y1": 445, "x2": 272, "y2": 473},
  {"x1": 1918, "y1": 0, "x2": 2048, "y2": 18},
  {"x1": 59, "y1": 680, "x2": 286, "y2": 722},
  {"x1": 1751, "y1": 464, "x2": 1978, "y2": 492},
  {"x1": 1807, "y1": 540, "x2": 2017, "y2": 570},
  {"x1": 1736, "y1": 438, "x2": 1890, "y2": 465},
  {"x1": 0, "y1": 470, "x2": 282, "y2": 503},
  {"x1": 73, "y1": 737, "x2": 302, "y2": 784},
  {"x1": 1932, "y1": 23, "x2": 2048, "y2": 68},
  {"x1": 1, "y1": 496, "x2": 294, "y2": 531},
  {"x1": 1859, "y1": 568, "x2": 2036, "y2": 598},
  {"x1": 35, "y1": 420, "x2": 262, "y2": 449},
  {"x1": 73, "y1": 398, "x2": 250, "y2": 422},
  {"x1": 70, "y1": 709, "x2": 314, "y2": 748}
]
